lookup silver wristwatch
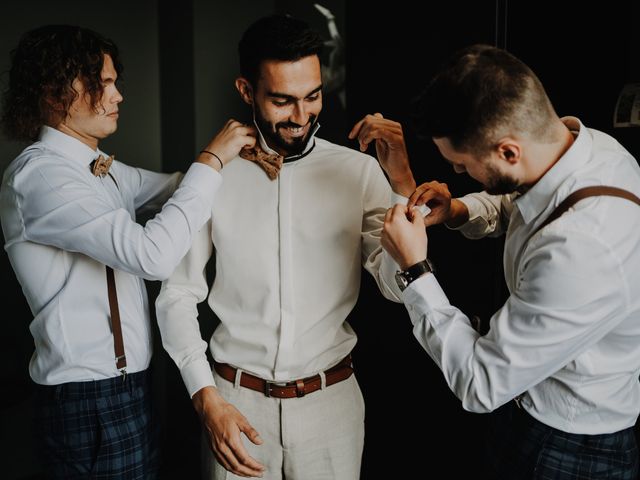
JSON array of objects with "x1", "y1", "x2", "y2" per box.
[{"x1": 395, "y1": 258, "x2": 434, "y2": 291}]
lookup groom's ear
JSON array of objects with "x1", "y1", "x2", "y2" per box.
[{"x1": 235, "y1": 77, "x2": 253, "y2": 105}]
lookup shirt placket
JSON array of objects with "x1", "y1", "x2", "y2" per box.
[{"x1": 274, "y1": 165, "x2": 295, "y2": 379}]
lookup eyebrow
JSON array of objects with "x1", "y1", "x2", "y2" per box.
[{"x1": 267, "y1": 84, "x2": 323, "y2": 101}]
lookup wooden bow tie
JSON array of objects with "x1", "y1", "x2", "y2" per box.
[
  {"x1": 239, "y1": 145, "x2": 283, "y2": 180},
  {"x1": 91, "y1": 154, "x2": 114, "y2": 177}
]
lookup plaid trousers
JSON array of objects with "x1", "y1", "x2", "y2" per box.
[
  {"x1": 34, "y1": 370, "x2": 159, "y2": 479},
  {"x1": 484, "y1": 401, "x2": 639, "y2": 480}
]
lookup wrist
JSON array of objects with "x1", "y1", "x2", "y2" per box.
[
  {"x1": 192, "y1": 386, "x2": 223, "y2": 416},
  {"x1": 395, "y1": 258, "x2": 434, "y2": 291},
  {"x1": 390, "y1": 172, "x2": 416, "y2": 197},
  {"x1": 197, "y1": 150, "x2": 224, "y2": 172}
]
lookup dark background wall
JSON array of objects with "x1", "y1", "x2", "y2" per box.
[{"x1": 1, "y1": 1, "x2": 639, "y2": 479}]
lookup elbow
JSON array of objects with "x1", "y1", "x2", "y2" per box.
[
  {"x1": 461, "y1": 396, "x2": 495, "y2": 414},
  {"x1": 453, "y1": 375, "x2": 499, "y2": 414},
  {"x1": 140, "y1": 260, "x2": 176, "y2": 281}
]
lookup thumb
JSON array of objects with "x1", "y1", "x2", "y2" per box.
[
  {"x1": 410, "y1": 207, "x2": 424, "y2": 225},
  {"x1": 373, "y1": 112, "x2": 384, "y2": 119}
]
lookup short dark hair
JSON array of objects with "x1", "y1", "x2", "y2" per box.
[
  {"x1": 412, "y1": 44, "x2": 556, "y2": 155},
  {"x1": 238, "y1": 14, "x2": 324, "y2": 86},
  {"x1": 1, "y1": 25, "x2": 123, "y2": 142}
]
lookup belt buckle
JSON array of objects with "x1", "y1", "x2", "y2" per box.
[{"x1": 264, "y1": 380, "x2": 274, "y2": 398}]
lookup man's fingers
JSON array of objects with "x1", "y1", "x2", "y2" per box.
[
  {"x1": 211, "y1": 443, "x2": 235, "y2": 474},
  {"x1": 231, "y1": 440, "x2": 265, "y2": 472},
  {"x1": 410, "y1": 190, "x2": 438, "y2": 209},
  {"x1": 240, "y1": 422, "x2": 263, "y2": 446},
  {"x1": 384, "y1": 207, "x2": 394, "y2": 223},
  {"x1": 218, "y1": 440, "x2": 264, "y2": 478},
  {"x1": 227, "y1": 436, "x2": 265, "y2": 475},
  {"x1": 388, "y1": 203, "x2": 407, "y2": 222},
  {"x1": 385, "y1": 204, "x2": 405, "y2": 223},
  {"x1": 347, "y1": 117, "x2": 365, "y2": 139}
]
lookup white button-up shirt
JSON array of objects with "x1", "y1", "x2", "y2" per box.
[
  {"x1": 1, "y1": 126, "x2": 221, "y2": 385},
  {"x1": 403, "y1": 117, "x2": 640, "y2": 434},
  {"x1": 156, "y1": 133, "x2": 403, "y2": 397}
]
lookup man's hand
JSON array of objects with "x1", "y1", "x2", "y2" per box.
[
  {"x1": 408, "y1": 181, "x2": 469, "y2": 228},
  {"x1": 192, "y1": 386, "x2": 265, "y2": 478},
  {"x1": 348, "y1": 113, "x2": 416, "y2": 196},
  {"x1": 382, "y1": 204, "x2": 428, "y2": 270},
  {"x1": 197, "y1": 119, "x2": 257, "y2": 172}
]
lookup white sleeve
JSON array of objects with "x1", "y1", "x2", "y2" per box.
[
  {"x1": 360, "y1": 160, "x2": 405, "y2": 302},
  {"x1": 452, "y1": 191, "x2": 515, "y2": 239},
  {"x1": 15, "y1": 158, "x2": 220, "y2": 280},
  {"x1": 402, "y1": 228, "x2": 628, "y2": 412},
  {"x1": 156, "y1": 219, "x2": 216, "y2": 397}
]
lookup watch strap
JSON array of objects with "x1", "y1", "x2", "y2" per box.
[{"x1": 404, "y1": 259, "x2": 433, "y2": 282}]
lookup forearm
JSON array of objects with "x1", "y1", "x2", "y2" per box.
[
  {"x1": 389, "y1": 169, "x2": 416, "y2": 198},
  {"x1": 444, "y1": 198, "x2": 470, "y2": 228},
  {"x1": 448, "y1": 192, "x2": 512, "y2": 238}
]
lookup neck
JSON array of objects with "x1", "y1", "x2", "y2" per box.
[
  {"x1": 56, "y1": 123, "x2": 99, "y2": 150},
  {"x1": 524, "y1": 120, "x2": 574, "y2": 187}
]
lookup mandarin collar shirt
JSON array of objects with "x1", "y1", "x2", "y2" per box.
[
  {"x1": 403, "y1": 118, "x2": 640, "y2": 434},
  {"x1": 157, "y1": 136, "x2": 404, "y2": 396},
  {"x1": 1, "y1": 126, "x2": 221, "y2": 384}
]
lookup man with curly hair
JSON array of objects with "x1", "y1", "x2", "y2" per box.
[{"x1": 0, "y1": 25, "x2": 256, "y2": 479}]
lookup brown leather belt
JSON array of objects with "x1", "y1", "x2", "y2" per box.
[{"x1": 213, "y1": 355, "x2": 354, "y2": 399}]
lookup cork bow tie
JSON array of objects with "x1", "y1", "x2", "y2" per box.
[
  {"x1": 91, "y1": 154, "x2": 114, "y2": 177},
  {"x1": 239, "y1": 145, "x2": 283, "y2": 180}
]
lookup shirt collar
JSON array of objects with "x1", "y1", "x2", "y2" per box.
[
  {"x1": 253, "y1": 120, "x2": 321, "y2": 162},
  {"x1": 514, "y1": 117, "x2": 593, "y2": 224},
  {"x1": 38, "y1": 125, "x2": 107, "y2": 167}
]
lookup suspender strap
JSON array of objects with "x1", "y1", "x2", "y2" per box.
[
  {"x1": 532, "y1": 186, "x2": 640, "y2": 237},
  {"x1": 106, "y1": 266, "x2": 127, "y2": 372}
]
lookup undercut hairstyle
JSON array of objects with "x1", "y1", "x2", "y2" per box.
[
  {"x1": 412, "y1": 44, "x2": 557, "y2": 156},
  {"x1": 1, "y1": 25, "x2": 122, "y2": 142},
  {"x1": 238, "y1": 14, "x2": 324, "y2": 86}
]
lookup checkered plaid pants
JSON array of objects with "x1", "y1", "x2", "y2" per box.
[
  {"x1": 484, "y1": 401, "x2": 639, "y2": 479},
  {"x1": 34, "y1": 370, "x2": 159, "y2": 479}
]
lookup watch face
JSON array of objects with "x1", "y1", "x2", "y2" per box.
[{"x1": 395, "y1": 272, "x2": 409, "y2": 291}]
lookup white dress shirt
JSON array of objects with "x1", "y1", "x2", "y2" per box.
[
  {"x1": 1, "y1": 126, "x2": 221, "y2": 385},
  {"x1": 156, "y1": 132, "x2": 403, "y2": 397},
  {"x1": 403, "y1": 117, "x2": 640, "y2": 434}
]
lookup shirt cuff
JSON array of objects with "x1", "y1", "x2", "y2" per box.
[
  {"x1": 390, "y1": 192, "x2": 431, "y2": 216},
  {"x1": 180, "y1": 357, "x2": 216, "y2": 398},
  {"x1": 446, "y1": 195, "x2": 487, "y2": 232},
  {"x1": 182, "y1": 162, "x2": 223, "y2": 206},
  {"x1": 401, "y1": 273, "x2": 450, "y2": 325},
  {"x1": 380, "y1": 248, "x2": 402, "y2": 298}
]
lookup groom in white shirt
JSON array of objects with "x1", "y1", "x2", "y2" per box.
[{"x1": 156, "y1": 14, "x2": 416, "y2": 480}]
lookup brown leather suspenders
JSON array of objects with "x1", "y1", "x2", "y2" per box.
[
  {"x1": 531, "y1": 186, "x2": 640, "y2": 237},
  {"x1": 106, "y1": 266, "x2": 127, "y2": 375}
]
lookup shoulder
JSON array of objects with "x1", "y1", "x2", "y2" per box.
[
  {"x1": 314, "y1": 137, "x2": 380, "y2": 169},
  {"x1": 588, "y1": 128, "x2": 639, "y2": 175},
  {"x1": 3, "y1": 143, "x2": 71, "y2": 187}
]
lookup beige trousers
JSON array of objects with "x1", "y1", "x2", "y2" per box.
[{"x1": 202, "y1": 368, "x2": 365, "y2": 480}]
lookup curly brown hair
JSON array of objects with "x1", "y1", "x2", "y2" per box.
[{"x1": 1, "y1": 25, "x2": 123, "y2": 142}]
